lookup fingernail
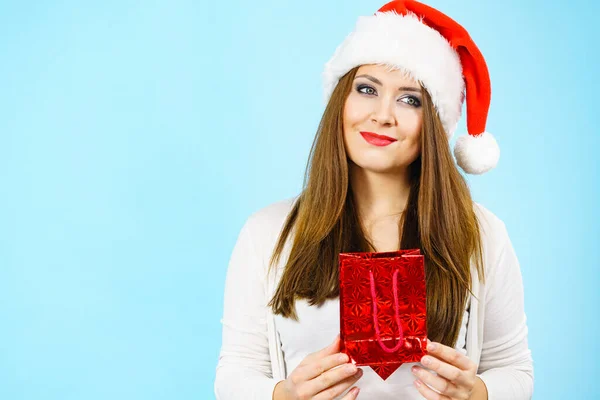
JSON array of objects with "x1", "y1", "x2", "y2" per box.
[
  {"x1": 422, "y1": 356, "x2": 432, "y2": 366},
  {"x1": 338, "y1": 353, "x2": 348, "y2": 362},
  {"x1": 414, "y1": 379, "x2": 422, "y2": 388},
  {"x1": 411, "y1": 366, "x2": 419, "y2": 376},
  {"x1": 346, "y1": 364, "x2": 357, "y2": 373},
  {"x1": 355, "y1": 368, "x2": 363, "y2": 377},
  {"x1": 352, "y1": 387, "x2": 360, "y2": 396},
  {"x1": 428, "y1": 342, "x2": 437, "y2": 351}
]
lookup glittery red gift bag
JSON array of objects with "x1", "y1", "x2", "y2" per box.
[{"x1": 339, "y1": 250, "x2": 428, "y2": 380}]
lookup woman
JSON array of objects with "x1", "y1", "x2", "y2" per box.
[{"x1": 215, "y1": 1, "x2": 533, "y2": 399}]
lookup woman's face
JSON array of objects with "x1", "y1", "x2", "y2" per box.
[{"x1": 343, "y1": 64, "x2": 424, "y2": 174}]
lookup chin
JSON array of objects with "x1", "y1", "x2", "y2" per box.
[{"x1": 351, "y1": 159, "x2": 405, "y2": 174}]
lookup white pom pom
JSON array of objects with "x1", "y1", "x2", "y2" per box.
[{"x1": 453, "y1": 132, "x2": 500, "y2": 175}]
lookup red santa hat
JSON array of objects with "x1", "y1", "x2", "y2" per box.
[{"x1": 323, "y1": 0, "x2": 499, "y2": 175}]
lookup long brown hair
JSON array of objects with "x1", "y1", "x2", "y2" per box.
[{"x1": 267, "y1": 66, "x2": 484, "y2": 347}]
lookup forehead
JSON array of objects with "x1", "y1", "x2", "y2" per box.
[{"x1": 355, "y1": 64, "x2": 418, "y2": 86}]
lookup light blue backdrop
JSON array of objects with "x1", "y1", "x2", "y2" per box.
[{"x1": 1, "y1": 0, "x2": 598, "y2": 398}]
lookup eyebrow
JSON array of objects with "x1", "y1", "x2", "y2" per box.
[{"x1": 354, "y1": 74, "x2": 421, "y2": 92}]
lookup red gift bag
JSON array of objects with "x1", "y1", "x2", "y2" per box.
[{"x1": 339, "y1": 249, "x2": 428, "y2": 380}]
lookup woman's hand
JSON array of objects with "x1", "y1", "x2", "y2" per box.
[
  {"x1": 411, "y1": 341, "x2": 487, "y2": 400},
  {"x1": 273, "y1": 335, "x2": 363, "y2": 400}
]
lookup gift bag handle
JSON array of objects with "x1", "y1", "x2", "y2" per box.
[{"x1": 369, "y1": 269, "x2": 404, "y2": 353}]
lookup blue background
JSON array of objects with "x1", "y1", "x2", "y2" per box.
[{"x1": 1, "y1": 0, "x2": 598, "y2": 398}]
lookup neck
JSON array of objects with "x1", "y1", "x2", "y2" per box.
[{"x1": 349, "y1": 164, "x2": 412, "y2": 226}]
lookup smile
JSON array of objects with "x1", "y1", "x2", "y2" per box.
[{"x1": 359, "y1": 131, "x2": 397, "y2": 147}]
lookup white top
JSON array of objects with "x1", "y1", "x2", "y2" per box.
[{"x1": 215, "y1": 197, "x2": 534, "y2": 400}]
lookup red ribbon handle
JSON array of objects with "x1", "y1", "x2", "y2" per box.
[{"x1": 369, "y1": 269, "x2": 404, "y2": 353}]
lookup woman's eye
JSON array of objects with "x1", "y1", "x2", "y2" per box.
[
  {"x1": 400, "y1": 96, "x2": 421, "y2": 107},
  {"x1": 357, "y1": 85, "x2": 376, "y2": 95}
]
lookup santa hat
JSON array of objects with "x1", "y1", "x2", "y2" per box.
[{"x1": 323, "y1": 0, "x2": 499, "y2": 175}]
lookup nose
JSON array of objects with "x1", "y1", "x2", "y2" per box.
[{"x1": 371, "y1": 97, "x2": 396, "y2": 126}]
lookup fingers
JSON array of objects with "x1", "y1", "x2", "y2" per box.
[
  {"x1": 313, "y1": 368, "x2": 363, "y2": 400},
  {"x1": 287, "y1": 335, "x2": 362, "y2": 399},
  {"x1": 307, "y1": 361, "x2": 360, "y2": 395},
  {"x1": 340, "y1": 386, "x2": 360, "y2": 400},
  {"x1": 414, "y1": 379, "x2": 451, "y2": 400},
  {"x1": 421, "y1": 354, "x2": 468, "y2": 386},
  {"x1": 412, "y1": 366, "x2": 460, "y2": 398},
  {"x1": 423, "y1": 342, "x2": 476, "y2": 387},
  {"x1": 295, "y1": 352, "x2": 350, "y2": 381},
  {"x1": 427, "y1": 341, "x2": 475, "y2": 372}
]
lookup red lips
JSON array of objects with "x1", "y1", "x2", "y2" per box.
[{"x1": 359, "y1": 131, "x2": 397, "y2": 147}]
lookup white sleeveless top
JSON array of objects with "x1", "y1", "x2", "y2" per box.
[{"x1": 274, "y1": 296, "x2": 470, "y2": 399}]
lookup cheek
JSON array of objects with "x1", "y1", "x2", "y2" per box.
[
  {"x1": 403, "y1": 112, "x2": 423, "y2": 140},
  {"x1": 398, "y1": 114, "x2": 423, "y2": 157},
  {"x1": 343, "y1": 95, "x2": 368, "y2": 131},
  {"x1": 409, "y1": 129, "x2": 422, "y2": 155},
  {"x1": 409, "y1": 125, "x2": 422, "y2": 145}
]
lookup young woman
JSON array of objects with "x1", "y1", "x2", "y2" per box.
[{"x1": 215, "y1": 1, "x2": 533, "y2": 399}]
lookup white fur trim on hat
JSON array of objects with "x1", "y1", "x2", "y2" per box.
[
  {"x1": 323, "y1": 11, "x2": 464, "y2": 137},
  {"x1": 453, "y1": 132, "x2": 500, "y2": 175}
]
